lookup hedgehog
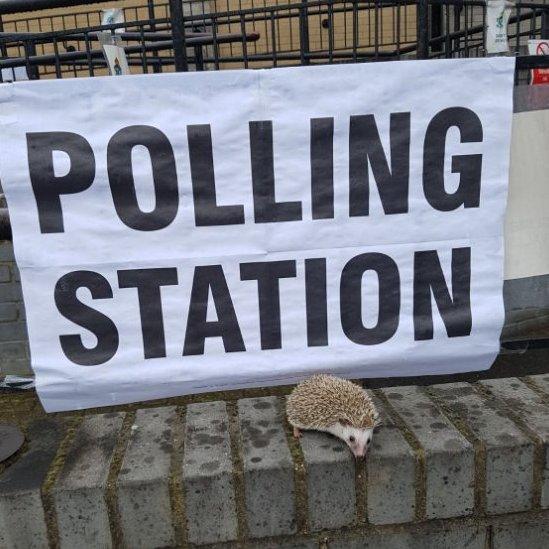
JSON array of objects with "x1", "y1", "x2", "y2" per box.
[{"x1": 286, "y1": 374, "x2": 380, "y2": 458}]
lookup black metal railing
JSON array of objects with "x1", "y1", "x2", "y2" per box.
[{"x1": 0, "y1": 0, "x2": 547, "y2": 82}]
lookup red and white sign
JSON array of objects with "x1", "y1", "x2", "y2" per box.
[{"x1": 528, "y1": 39, "x2": 549, "y2": 85}]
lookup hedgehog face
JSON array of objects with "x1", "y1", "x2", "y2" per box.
[{"x1": 329, "y1": 422, "x2": 374, "y2": 459}]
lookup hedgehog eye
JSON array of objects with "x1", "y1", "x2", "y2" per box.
[
  {"x1": 366, "y1": 438, "x2": 371, "y2": 445},
  {"x1": 349, "y1": 436, "x2": 355, "y2": 443}
]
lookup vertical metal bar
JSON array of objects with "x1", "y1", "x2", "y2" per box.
[
  {"x1": 140, "y1": 25, "x2": 148, "y2": 73},
  {"x1": 444, "y1": 4, "x2": 452, "y2": 58},
  {"x1": 169, "y1": 0, "x2": 188, "y2": 71},
  {"x1": 299, "y1": 0, "x2": 310, "y2": 65},
  {"x1": 148, "y1": 0, "x2": 156, "y2": 31},
  {"x1": 431, "y1": 3, "x2": 442, "y2": 52},
  {"x1": 338, "y1": 0, "x2": 344, "y2": 51},
  {"x1": 0, "y1": 15, "x2": 7, "y2": 58},
  {"x1": 374, "y1": 0, "x2": 380, "y2": 59},
  {"x1": 194, "y1": 46, "x2": 204, "y2": 70},
  {"x1": 463, "y1": 3, "x2": 469, "y2": 56},
  {"x1": 396, "y1": 2, "x2": 401, "y2": 58},
  {"x1": 352, "y1": 0, "x2": 358, "y2": 61},
  {"x1": 542, "y1": 9, "x2": 549, "y2": 39},
  {"x1": 270, "y1": 10, "x2": 277, "y2": 67},
  {"x1": 328, "y1": 0, "x2": 334, "y2": 63},
  {"x1": 84, "y1": 31, "x2": 94, "y2": 77},
  {"x1": 515, "y1": 3, "x2": 521, "y2": 54},
  {"x1": 52, "y1": 37, "x2": 62, "y2": 78},
  {"x1": 453, "y1": 2, "x2": 461, "y2": 57},
  {"x1": 417, "y1": 0, "x2": 429, "y2": 59},
  {"x1": 211, "y1": 11, "x2": 220, "y2": 70},
  {"x1": 24, "y1": 40, "x2": 38, "y2": 80},
  {"x1": 240, "y1": 13, "x2": 249, "y2": 68}
]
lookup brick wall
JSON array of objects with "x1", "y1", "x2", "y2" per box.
[
  {"x1": 0, "y1": 240, "x2": 30, "y2": 376},
  {"x1": 2, "y1": 377, "x2": 549, "y2": 547}
]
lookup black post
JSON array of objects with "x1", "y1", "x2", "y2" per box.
[
  {"x1": 417, "y1": 0, "x2": 429, "y2": 59},
  {"x1": 0, "y1": 15, "x2": 7, "y2": 57},
  {"x1": 430, "y1": 4, "x2": 442, "y2": 52},
  {"x1": 542, "y1": 8, "x2": 549, "y2": 39},
  {"x1": 194, "y1": 45, "x2": 204, "y2": 71},
  {"x1": 169, "y1": 0, "x2": 188, "y2": 71},
  {"x1": 299, "y1": 1, "x2": 310, "y2": 65},
  {"x1": 0, "y1": 209, "x2": 11, "y2": 241}
]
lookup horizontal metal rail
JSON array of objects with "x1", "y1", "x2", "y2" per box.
[
  {"x1": 0, "y1": 0, "x2": 111, "y2": 15},
  {"x1": 0, "y1": 32, "x2": 260, "y2": 69}
]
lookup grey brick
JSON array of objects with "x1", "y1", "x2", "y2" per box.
[
  {"x1": 0, "y1": 243, "x2": 14, "y2": 261},
  {"x1": 183, "y1": 401, "x2": 237, "y2": 545},
  {"x1": 493, "y1": 515, "x2": 549, "y2": 549},
  {"x1": 299, "y1": 431, "x2": 355, "y2": 530},
  {"x1": 0, "y1": 358, "x2": 32, "y2": 376},
  {"x1": 53, "y1": 413, "x2": 124, "y2": 549},
  {"x1": 0, "y1": 341, "x2": 28, "y2": 360},
  {"x1": 480, "y1": 378, "x2": 549, "y2": 508},
  {"x1": 329, "y1": 524, "x2": 486, "y2": 549},
  {"x1": 366, "y1": 396, "x2": 416, "y2": 524},
  {"x1": 238, "y1": 396, "x2": 295, "y2": 537},
  {"x1": 117, "y1": 407, "x2": 176, "y2": 549},
  {"x1": 0, "y1": 321, "x2": 27, "y2": 341},
  {"x1": 0, "y1": 265, "x2": 10, "y2": 283},
  {"x1": 430, "y1": 383, "x2": 534, "y2": 515},
  {"x1": 0, "y1": 282, "x2": 23, "y2": 303},
  {"x1": 0, "y1": 419, "x2": 65, "y2": 549},
  {"x1": 11, "y1": 264, "x2": 20, "y2": 283},
  {"x1": 17, "y1": 302, "x2": 26, "y2": 320},
  {"x1": 0, "y1": 303, "x2": 18, "y2": 322},
  {"x1": 383, "y1": 386, "x2": 474, "y2": 519},
  {"x1": 529, "y1": 374, "x2": 549, "y2": 396}
]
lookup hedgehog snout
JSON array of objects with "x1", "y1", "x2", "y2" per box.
[
  {"x1": 354, "y1": 427, "x2": 375, "y2": 459},
  {"x1": 331, "y1": 423, "x2": 374, "y2": 459}
]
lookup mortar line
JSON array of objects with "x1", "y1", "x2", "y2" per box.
[
  {"x1": 521, "y1": 376, "x2": 549, "y2": 402},
  {"x1": 472, "y1": 381, "x2": 543, "y2": 510},
  {"x1": 170, "y1": 405, "x2": 187, "y2": 548},
  {"x1": 41, "y1": 414, "x2": 83, "y2": 549},
  {"x1": 354, "y1": 455, "x2": 368, "y2": 526},
  {"x1": 278, "y1": 395, "x2": 310, "y2": 535},
  {"x1": 105, "y1": 410, "x2": 135, "y2": 549},
  {"x1": 422, "y1": 385, "x2": 487, "y2": 516},
  {"x1": 373, "y1": 389, "x2": 427, "y2": 522},
  {"x1": 485, "y1": 524, "x2": 493, "y2": 549},
  {"x1": 226, "y1": 400, "x2": 250, "y2": 541}
]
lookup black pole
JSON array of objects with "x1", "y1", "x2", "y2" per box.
[
  {"x1": 430, "y1": 3, "x2": 442, "y2": 52},
  {"x1": 169, "y1": 0, "x2": 188, "y2": 72},
  {"x1": 0, "y1": 208, "x2": 11, "y2": 241},
  {"x1": 417, "y1": 0, "x2": 429, "y2": 59},
  {"x1": 541, "y1": 8, "x2": 549, "y2": 39},
  {"x1": 299, "y1": 1, "x2": 310, "y2": 65}
]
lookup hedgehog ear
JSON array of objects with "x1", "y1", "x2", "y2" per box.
[
  {"x1": 339, "y1": 417, "x2": 351, "y2": 427},
  {"x1": 373, "y1": 412, "x2": 382, "y2": 431}
]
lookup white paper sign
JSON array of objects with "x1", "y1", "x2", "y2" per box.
[
  {"x1": 1, "y1": 66, "x2": 28, "y2": 82},
  {"x1": 486, "y1": 0, "x2": 512, "y2": 54},
  {"x1": 102, "y1": 44, "x2": 130, "y2": 76},
  {"x1": 101, "y1": 8, "x2": 125, "y2": 33},
  {"x1": 0, "y1": 58, "x2": 515, "y2": 412}
]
